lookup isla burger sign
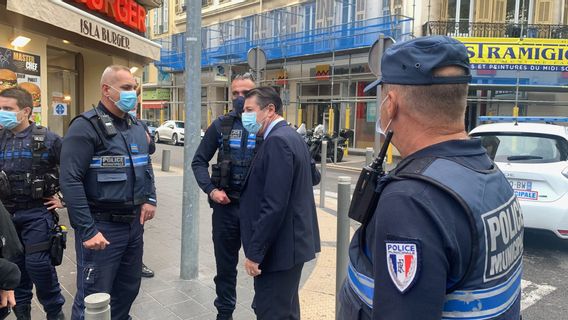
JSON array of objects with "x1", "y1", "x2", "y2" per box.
[{"x1": 64, "y1": 0, "x2": 147, "y2": 34}]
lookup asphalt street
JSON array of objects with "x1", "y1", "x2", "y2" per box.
[{"x1": 151, "y1": 142, "x2": 568, "y2": 319}]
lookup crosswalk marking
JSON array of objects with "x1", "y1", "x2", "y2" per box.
[{"x1": 521, "y1": 279, "x2": 556, "y2": 311}]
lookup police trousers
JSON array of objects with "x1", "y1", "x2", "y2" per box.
[
  {"x1": 252, "y1": 263, "x2": 304, "y2": 320},
  {"x1": 337, "y1": 281, "x2": 372, "y2": 320},
  {"x1": 71, "y1": 214, "x2": 143, "y2": 320},
  {"x1": 211, "y1": 202, "x2": 241, "y2": 318},
  {"x1": 10, "y1": 207, "x2": 65, "y2": 316}
]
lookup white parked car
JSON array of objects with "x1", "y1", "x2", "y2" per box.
[
  {"x1": 470, "y1": 117, "x2": 568, "y2": 239},
  {"x1": 155, "y1": 120, "x2": 185, "y2": 145}
]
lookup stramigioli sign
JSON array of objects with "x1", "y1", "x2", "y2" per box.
[
  {"x1": 456, "y1": 37, "x2": 568, "y2": 72},
  {"x1": 6, "y1": 0, "x2": 160, "y2": 61}
]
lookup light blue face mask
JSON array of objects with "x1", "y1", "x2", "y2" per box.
[
  {"x1": 242, "y1": 111, "x2": 261, "y2": 134},
  {"x1": 0, "y1": 110, "x2": 20, "y2": 130},
  {"x1": 108, "y1": 85, "x2": 138, "y2": 112}
]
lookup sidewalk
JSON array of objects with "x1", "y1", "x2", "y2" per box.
[{"x1": 9, "y1": 170, "x2": 352, "y2": 320}]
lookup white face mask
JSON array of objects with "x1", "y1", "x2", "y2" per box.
[{"x1": 375, "y1": 96, "x2": 393, "y2": 136}]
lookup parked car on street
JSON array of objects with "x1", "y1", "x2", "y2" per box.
[
  {"x1": 139, "y1": 119, "x2": 158, "y2": 140},
  {"x1": 470, "y1": 116, "x2": 568, "y2": 240},
  {"x1": 155, "y1": 120, "x2": 185, "y2": 145}
]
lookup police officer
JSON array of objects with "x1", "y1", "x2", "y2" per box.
[
  {"x1": 0, "y1": 87, "x2": 65, "y2": 320},
  {"x1": 339, "y1": 36, "x2": 523, "y2": 319},
  {"x1": 60, "y1": 65, "x2": 157, "y2": 320},
  {"x1": 191, "y1": 73, "x2": 256, "y2": 320}
]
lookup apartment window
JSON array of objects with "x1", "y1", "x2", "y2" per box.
[
  {"x1": 202, "y1": 0, "x2": 212, "y2": 7},
  {"x1": 356, "y1": 0, "x2": 366, "y2": 20},
  {"x1": 475, "y1": 0, "x2": 507, "y2": 23},
  {"x1": 153, "y1": 2, "x2": 169, "y2": 35},
  {"x1": 316, "y1": 0, "x2": 334, "y2": 28}
]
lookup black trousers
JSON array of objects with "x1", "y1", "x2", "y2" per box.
[
  {"x1": 253, "y1": 263, "x2": 304, "y2": 320},
  {"x1": 211, "y1": 202, "x2": 241, "y2": 318}
]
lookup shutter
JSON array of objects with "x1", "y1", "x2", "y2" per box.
[
  {"x1": 534, "y1": 0, "x2": 554, "y2": 24},
  {"x1": 439, "y1": 0, "x2": 449, "y2": 20},
  {"x1": 493, "y1": 0, "x2": 506, "y2": 23},
  {"x1": 564, "y1": 0, "x2": 568, "y2": 24},
  {"x1": 475, "y1": 0, "x2": 493, "y2": 22}
]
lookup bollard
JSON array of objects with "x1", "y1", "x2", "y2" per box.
[
  {"x1": 319, "y1": 141, "x2": 327, "y2": 208},
  {"x1": 161, "y1": 149, "x2": 171, "y2": 172},
  {"x1": 365, "y1": 147, "x2": 374, "y2": 166},
  {"x1": 84, "y1": 293, "x2": 111, "y2": 320},
  {"x1": 336, "y1": 176, "x2": 351, "y2": 319}
]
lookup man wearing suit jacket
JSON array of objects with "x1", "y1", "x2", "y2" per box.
[{"x1": 239, "y1": 87, "x2": 321, "y2": 319}]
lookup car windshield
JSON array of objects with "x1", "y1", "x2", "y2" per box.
[
  {"x1": 175, "y1": 121, "x2": 184, "y2": 128},
  {"x1": 473, "y1": 133, "x2": 568, "y2": 163}
]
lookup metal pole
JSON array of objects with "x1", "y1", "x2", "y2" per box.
[
  {"x1": 365, "y1": 147, "x2": 374, "y2": 166},
  {"x1": 161, "y1": 149, "x2": 171, "y2": 172},
  {"x1": 319, "y1": 140, "x2": 327, "y2": 208},
  {"x1": 181, "y1": 0, "x2": 202, "y2": 280},
  {"x1": 84, "y1": 293, "x2": 110, "y2": 320},
  {"x1": 335, "y1": 176, "x2": 351, "y2": 319}
]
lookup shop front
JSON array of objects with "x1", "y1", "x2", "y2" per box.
[{"x1": 0, "y1": 0, "x2": 160, "y2": 136}]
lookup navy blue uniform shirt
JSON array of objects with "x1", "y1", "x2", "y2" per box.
[
  {"x1": 367, "y1": 139, "x2": 491, "y2": 319},
  {"x1": 60, "y1": 103, "x2": 156, "y2": 241}
]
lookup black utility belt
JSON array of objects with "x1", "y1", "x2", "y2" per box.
[
  {"x1": 92, "y1": 210, "x2": 138, "y2": 223},
  {"x1": 4, "y1": 200, "x2": 46, "y2": 214}
]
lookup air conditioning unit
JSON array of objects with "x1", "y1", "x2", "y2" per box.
[{"x1": 137, "y1": 0, "x2": 163, "y2": 10}]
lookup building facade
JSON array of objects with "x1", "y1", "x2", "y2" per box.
[
  {"x1": 422, "y1": 0, "x2": 568, "y2": 129},
  {"x1": 0, "y1": 0, "x2": 160, "y2": 136},
  {"x1": 145, "y1": 0, "x2": 413, "y2": 149}
]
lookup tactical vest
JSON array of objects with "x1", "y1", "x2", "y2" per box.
[
  {"x1": 341, "y1": 157, "x2": 523, "y2": 320},
  {"x1": 0, "y1": 124, "x2": 59, "y2": 204},
  {"x1": 74, "y1": 107, "x2": 151, "y2": 209},
  {"x1": 215, "y1": 115, "x2": 259, "y2": 201}
]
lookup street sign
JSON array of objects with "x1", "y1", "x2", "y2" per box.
[
  {"x1": 368, "y1": 35, "x2": 395, "y2": 77},
  {"x1": 53, "y1": 102, "x2": 67, "y2": 116},
  {"x1": 247, "y1": 47, "x2": 267, "y2": 71}
]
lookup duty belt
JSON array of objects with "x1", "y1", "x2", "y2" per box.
[
  {"x1": 4, "y1": 200, "x2": 46, "y2": 214},
  {"x1": 92, "y1": 209, "x2": 137, "y2": 223}
]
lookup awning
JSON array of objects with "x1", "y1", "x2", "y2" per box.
[
  {"x1": 142, "y1": 101, "x2": 167, "y2": 109},
  {"x1": 6, "y1": 0, "x2": 161, "y2": 61}
]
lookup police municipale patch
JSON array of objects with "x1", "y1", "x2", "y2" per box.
[{"x1": 386, "y1": 241, "x2": 419, "y2": 293}]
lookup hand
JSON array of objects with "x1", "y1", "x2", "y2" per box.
[
  {"x1": 210, "y1": 189, "x2": 231, "y2": 205},
  {"x1": 0, "y1": 290, "x2": 15, "y2": 308},
  {"x1": 43, "y1": 195, "x2": 63, "y2": 210},
  {"x1": 83, "y1": 232, "x2": 110, "y2": 250},
  {"x1": 140, "y1": 203, "x2": 156, "y2": 225},
  {"x1": 244, "y1": 258, "x2": 261, "y2": 277}
]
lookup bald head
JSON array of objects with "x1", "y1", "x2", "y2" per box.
[
  {"x1": 100, "y1": 65, "x2": 137, "y2": 114},
  {"x1": 100, "y1": 65, "x2": 132, "y2": 87}
]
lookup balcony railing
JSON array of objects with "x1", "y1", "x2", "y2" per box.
[
  {"x1": 423, "y1": 21, "x2": 568, "y2": 39},
  {"x1": 155, "y1": 15, "x2": 413, "y2": 72}
]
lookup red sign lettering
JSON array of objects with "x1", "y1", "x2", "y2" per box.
[{"x1": 73, "y1": 0, "x2": 146, "y2": 33}]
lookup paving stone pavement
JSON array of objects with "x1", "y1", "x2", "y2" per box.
[{"x1": 7, "y1": 169, "x2": 341, "y2": 320}]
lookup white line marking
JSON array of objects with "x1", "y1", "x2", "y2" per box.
[{"x1": 521, "y1": 279, "x2": 556, "y2": 311}]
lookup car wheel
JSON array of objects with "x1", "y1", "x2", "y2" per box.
[
  {"x1": 172, "y1": 133, "x2": 179, "y2": 145},
  {"x1": 155, "y1": 132, "x2": 161, "y2": 143}
]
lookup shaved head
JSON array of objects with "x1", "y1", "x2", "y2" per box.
[
  {"x1": 100, "y1": 65, "x2": 132, "y2": 87},
  {"x1": 100, "y1": 65, "x2": 137, "y2": 115}
]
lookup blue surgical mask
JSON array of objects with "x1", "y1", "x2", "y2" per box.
[
  {"x1": 128, "y1": 110, "x2": 137, "y2": 118},
  {"x1": 375, "y1": 96, "x2": 393, "y2": 136},
  {"x1": 0, "y1": 110, "x2": 20, "y2": 130},
  {"x1": 242, "y1": 111, "x2": 261, "y2": 134},
  {"x1": 108, "y1": 85, "x2": 138, "y2": 112}
]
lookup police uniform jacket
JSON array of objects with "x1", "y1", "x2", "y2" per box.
[
  {"x1": 340, "y1": 139, "x2": 523, "y2": 320},
  {"x1": 60, "y1": 102, "x2": 157, "y2": 242}
]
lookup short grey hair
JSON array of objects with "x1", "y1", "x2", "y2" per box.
[
  {"x1": 232, "y1": 72, "x2": 256, "y2": 82},
  {"x1": 100, "y1": 65, "x2": 131, "y2": 87}
]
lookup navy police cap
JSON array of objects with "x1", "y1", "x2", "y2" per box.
[{"x1": 364, "y1": 35, "x2": 472, "y2": 92}]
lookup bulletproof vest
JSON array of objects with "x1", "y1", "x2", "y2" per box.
[
  {"x1": 216, "y1": 115, "x2": 259, "y2": 200},
  {"x1": 74, "y1": 107, "x2": 151, "y2": 209},
  {"x1": 0, "y1": 124, "x2": 58, "y2": 203},
  {"x1": 342, "y1": 156, "x2": 523, "y2": 320}
]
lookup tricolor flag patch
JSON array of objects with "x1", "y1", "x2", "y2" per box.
[{"x1": 386, "y1": 241, "x2": 419, "y2": 293}]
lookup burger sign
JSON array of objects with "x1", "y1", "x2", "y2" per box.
[{"x1": 0, "y1": 46, "x2": 42, "y2": 114}]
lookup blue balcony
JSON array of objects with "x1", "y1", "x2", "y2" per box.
[{"x1": 155, "y1": 15, "x2": 413, "y2": 72}]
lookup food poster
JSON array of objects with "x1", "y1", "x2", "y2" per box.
[{"x1": 0, "y1": 47, "x2": 42, "y2": 124}]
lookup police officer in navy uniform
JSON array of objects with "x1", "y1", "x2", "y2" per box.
[
  {"x1": 0, "y1": 87, "x2": 65, "y2": 320},
  {"x1": 339, "y1": 36, "x2": 523, "y2": 320},
  {"x1": 60, "y1": 65, "x2": 157, "y2": 320},
  {"x1": 191, "y1": 73, "x2": 256, "y2": 320}
]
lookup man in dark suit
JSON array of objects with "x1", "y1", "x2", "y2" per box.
[{"x1": 239, "y1": 87, "x2": 321, "y2": 319}]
